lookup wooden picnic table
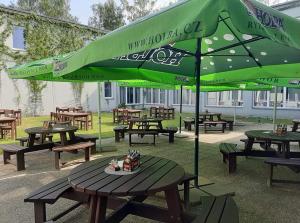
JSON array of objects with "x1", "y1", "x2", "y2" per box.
[
  {"x1": 292, "y1": 119, "x2": 300, "y2": 132},
  {"x1": 113, "y1": 108, "x2": 142, "y2": 123},
  {"x1": 59, "y1": 112, "x2": 90, "y2": 130},
  {"x1": 0, "y1": 117, "x2": 17, "y2": 139},
  {"x1": 150, "y1": 107, "x2": 175, "y2": 119},
  {"x1": 245, "y1": 130, "x2": 300, "y2": 158},
  {"x1": 25, "y1": 125, "x2": 78, "y2": 147},
  {"x1": 199, "y1": 112, "x2": 222, "y2": 121},
  {"x1": 129, "y1": 117, "x2": 163, "y2": 130},
  {"x1": 68, "y1": 155, "x2": 185, "y2": 223}
]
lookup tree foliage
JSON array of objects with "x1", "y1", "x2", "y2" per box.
[
  {"x1": 0, "y1": 1, "x2": 100, "y2": 115},
  {"x1": 121, "y1": 0, "x2": 157, "y2": 22},
  {"x1": 88, "y1": 0, "x2": 124, "y2": 31},
  {"x1": 15, "y1": 0, "x2": 76, "y2": 21}
]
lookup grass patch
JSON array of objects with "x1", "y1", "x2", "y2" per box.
[{"x1": 0, "y1": 111, "x2": 293, "y2": 155}]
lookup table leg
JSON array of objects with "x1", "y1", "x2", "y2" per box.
[
  {"x1": 69, "y1": 131, "x2": 76, "y2": 142},
  {"x1": 165, "y1": 187, "x2": 183, "y2": 223},
  {"x1": 95, "y1": 196, "x2": 108, "y2": 223},
  {"x1": 60, "y1": 132, "x2": 68, "y2": 146},
  {"x1": 282, "y1": 142, "x2": 290, "y2": 158},
  {"x1": 245, "y1": 137, "x2": 254, "y2": 152},
  {"x1": 28, "y1": 133, "x2": 36, "y2": 148},
  {"x1": 85, "y1": 116, "x2": 88, "y2": 130},
  {"x1": 89, "y1": 196, "x2": 98, "y2": 223}
]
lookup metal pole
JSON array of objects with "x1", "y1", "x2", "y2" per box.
[
  {"x1": 179, "y1": 85, "x2": 183, "y2": 133},
  {"x1": 194, "y1": 38, "x2": 202, "y2": 187},
  {"x1": 273, "y1": 86, "x2": 278, "y2": 131},
  {"x1": 97, "y1": 82, "x2": 102, "y2": 151}
]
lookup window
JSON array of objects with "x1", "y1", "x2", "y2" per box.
[
  {"x1": 206, "y1": 91, "x2": 243, "y2": 107},
  {"x1": 135, "y1": 88, "x2": 141, "y2": 104},
  {"x1": 104, "y1": 82, "x2": 112, "y2": 98},
  {"x1": 173, "y1": 89, "x2": 194, "y2": 105},
  {"x1": 119, "y1": 86, "x2": 141, "y2": 104},
  {"x1": 145, "y1": 89, "x2": 152, "y2": 103},
  {"x1": 160, "y1": 90, "x2": 165, "y2": 104},
  {"x1": 13, "y1": 26, "x2": 26, "y2": 50},
  {"x1": 127, "y1": 87, "x2": 134, "y2": 104},
  {"x1": 254, "y1": 87, "x2": 300, "y2": 108},
  {"x1": 120, "y1": 87, "x2": 126, "y2": 104},
  {"x1": 153, "y1": 89, "x2": 159, "y2": 104}
]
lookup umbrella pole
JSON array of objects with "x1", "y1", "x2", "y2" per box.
[
  {"x1": 233, "y1": 100, "x2": 237, "y2": 125},
  {"x1": 179, "y1": 85, "x2": 183, "y2": 133},
  {"x1": 273, "y1": 86, "x2": 278, "y2": 131},
  {"x1": 194, "y1": 38, "x2": 202, "y2": 187},
  {"x1": 97, "y1": 82, "x2": 102, "y2": 152}
]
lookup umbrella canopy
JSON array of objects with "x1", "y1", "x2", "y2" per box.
[{"x1": 44, "y1": 0, "x2": 300, "y2": 84}]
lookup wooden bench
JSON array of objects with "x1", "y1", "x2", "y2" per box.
[
  {"x1": 204, "y1": 121, "x2": 227, "y2": 133},
  {"x1": 192, "y1": 195, "x2": 239, "y2": 223},
  {"x1": 114, "y1": 125, "x2": 128, "y2": 142},
  {"x1": 52, "y1": 142, "x2": 94, "y2": 169},
  {"x1": 184, "y1": 119, "x2": 194, "y2": 131},
  {"x1": 1, "y1": 144, "x2": 27, "y2": 171},
  {"x1": 178, "y1": 173, "x2": 197, "y2": 209},
  {"x1": 24, "y1": 176, "x2": 88, "y2": 223},
  {"x1": 264, "y1": 158, "x2": 300, "y2": 187},
  {"x1": 128, "y1": 129, "x2": 158, "y2": 146},
  {"x1": 219, "y1": 143, "x2": 245, "y2": 173},
  {"x1": 160, "y1": 127, "x2": 178, "y2": 143},
  {"x1": 75, "y1": 134, "x2": 98, "y2": 154},
  {"x1": 221, "y1": 119, "x2": 234, "y2": 131}
]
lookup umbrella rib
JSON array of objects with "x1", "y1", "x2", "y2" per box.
[
  {"x1": 202, "y1": 36, "x2": 264, "y2": 56},
  {"x1": 161, "y1": 45, "x2": 195, "y2": 56},
  {"x1": 219, "y1": 15, "x2": 263, "y2": 67},
  {"x1": 137, "y1": 49, "x2": 156, "y2": 69}
]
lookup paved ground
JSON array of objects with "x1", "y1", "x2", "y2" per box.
[{"x1": 1, "y1": 122, "x2": 300, "y2": 223}]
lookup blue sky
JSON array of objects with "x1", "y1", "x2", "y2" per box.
[{"x1": 0, "y1": 0, "x2": 174, "y2": 25}]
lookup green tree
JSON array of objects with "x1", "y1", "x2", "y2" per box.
[
  {"x1": 121, "y1": 0, "x2": 157, "y2": 22},
  {"x1": 88, "y1": 0, "x2": 124, "y2": 31},
  {"x1": 15, "y1": 0, "x2": 76, "y2": 21},
  {"x1": 15, "y1": 0, "x2": 83, "y2": 115}
]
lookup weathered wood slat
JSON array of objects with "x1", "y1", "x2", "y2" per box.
[
  {"x1": 112, "y1": 159, "x2": 169, "y2": 196},
  {"x1": 193, "y1": 196, "x2": 216, "y2": 223},
  {"x1": 68, "y1": 157, "x2": 113, "y2": 181},
  {"x1": 129, "y1": 161, "x2": 177, "y2": 195},
  {"x1": 206, "y1": 195, "x2": 227, "y2": 222},
  {"x1": 53, "y1": 142, "x2": 94, "y2": 152},
  {"x1": 68, "y1": 157, "x2": 114, "y2": 179},
  {"x1": 24, "y1": 177, "x2": 68, "y2": 202},
  {"x1": 100, "y1": 156, "x2": 160, "y2": 195},
  {"x1": 220, "y1": 196, "x2": 239, "y2": 223},
  {"x1": 265, "y1": 158, "x2": 300, "y2": 166},
  {"x1": 29, "y1": 181, "x2": 70, "y2": 202},
  {"x1": 149, "y1": 165, "x2": 184, "y2": 193}
]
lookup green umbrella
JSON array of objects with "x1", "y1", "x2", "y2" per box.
[{"x1": 9, "y1": 0, "x2": 300, "y2": 186}]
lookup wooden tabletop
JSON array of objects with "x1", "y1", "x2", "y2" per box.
[
  {"x1": 25, "y1": 126, "x2": 78, "y2": 134},
  {"x1": 130, "y1": 117, "x2": 163, "y2": 122},
  {"x1": 245, "y1": 130, "x2": 300, "y2": 142},
  {"x1": 68, "y1": 155, "x2": 185, "y2": 197},
  {"x1": 60, "y1": 112, "x2": 90, "y2": 117},
  {"x1": 0, "y1": 117, "x2": 16, "y2": 122},
  {"x1": 116, "y1": 109, "x2": 142, "y2": 113}
]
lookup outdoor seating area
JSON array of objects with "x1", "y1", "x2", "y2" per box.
[
  {"x1": 1, "y1": 0, "x2": 300, "y2": 222},
  {"x1": 51, "y1": 106, "x2": 93, "y2": 130},
  {"x1": 0, "y1": 109, "x2": 21, "y2": 139}
]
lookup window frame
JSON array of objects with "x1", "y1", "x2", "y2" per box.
[
  {"x1": 12, "y1": 26, "x2": 26, "y2": 51},
  {"x1": 104, "y1": 82, "x2": 113, "y2": 99}
]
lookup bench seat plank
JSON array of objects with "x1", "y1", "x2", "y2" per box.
[
  {"x1": 53, "y1": 142, "x2": 94, "y2": 152},
  {"x1": 265, "y1": 158, "x2": 300, "y2": 166}
]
